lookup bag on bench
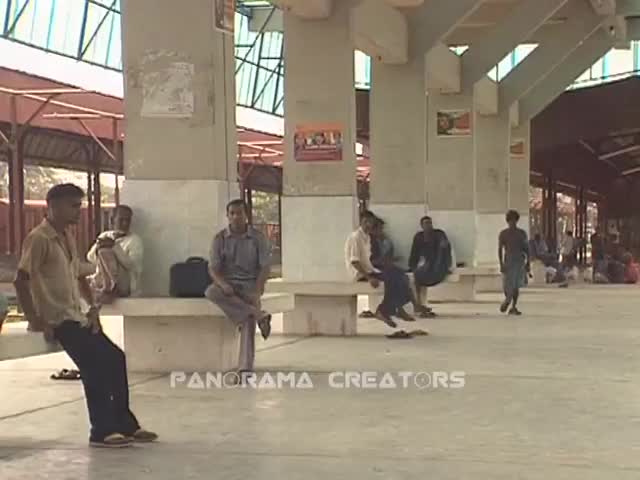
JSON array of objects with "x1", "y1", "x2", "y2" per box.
[{"x1": 169, "y1": 257, "x2": 212, "y2": 298}]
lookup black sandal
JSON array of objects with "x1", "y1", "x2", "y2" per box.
[
  {"x1": 386, "y1": 330, "x2": 412, "y2": 339},
  {"x1": 51, "y1": 369, "x2": 81, "y2": 380}
]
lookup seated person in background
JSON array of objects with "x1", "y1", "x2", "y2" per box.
[
  {"x1": 360, "y1": 218, "x2": 396, "y2": 318},
  {"x1": 530, "y1": 233, "x2": 558, "y2": 268},
  {"x1": 408, "y1": 216, "x2": 452, "y2": 318},
  {"x1": 87, "y1": 205, "x2": 143, "y2": 303},
  {"x1": 206, "y1": 199, "x2": 272, "y2": 382},
  {"x1": 0, "y1": 290, "x2": 8, "y2": 333},
  {"x1": 623, "y1": 253, "x2": 639, "y2": 284},
  {"x1": 370, "y1": 218, "x2": 396, "y2": 270},
  {"x1": 560, "y1": 230, "x2": 577, "y2": 270},
  {"x1": 345, "y1": 211, "x2": 429, "y2": 327}
]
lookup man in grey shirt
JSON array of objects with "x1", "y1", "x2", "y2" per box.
[{"x1": 206, "y1": 199, "x2": 272, "y2": 380}]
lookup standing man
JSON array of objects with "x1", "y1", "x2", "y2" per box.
[
  {"x1": 498, "y1": 210, "x2": 530, "y2": 315},
  {"x1": 13, "y1": 184, "x2": 156, "y2": 448},
  {"x1": 87, "y1": 205, "x2": 144, "y2": 302},
  {"x1": 345, "y1": 211, "x2": 429, "y2": 326},
  {"x1": 206, "y1": 199, "x2": 272, "y2": 381}
]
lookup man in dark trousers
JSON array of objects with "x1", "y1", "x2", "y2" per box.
[
  {"x1": 13, "y1": 184, "x2": 157, "y2": 448},
  {"x1": 409, "y1": 216, "x2": 452, "y2": 318},
  {"x1": 498, "y1": 210, "x2": 530, "y2": 315}
]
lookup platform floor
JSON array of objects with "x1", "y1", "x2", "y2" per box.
[{"x1": 1, "y1": 285, "x2": 640, "y2": 479}]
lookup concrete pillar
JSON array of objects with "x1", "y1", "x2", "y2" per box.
[
  {"x1": 425, "y1": 88, "x2": 477, "y2": 266},
  {"x1": 121, "y1": 0, "x2": 237, "y2": 295},
  {"x1": 509, "y1": 121, "x2": 531, "y2": 236},
  {"x1": 281, "y1": 4, "x2": 358, "y2": 334},
  {"x1": 474, "y1": 111, "x2": 511, "y2": 267},
  {"x1": 369, "y1": 56, "x2": 427, "y2": 265}
]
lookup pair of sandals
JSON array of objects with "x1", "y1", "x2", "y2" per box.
[{"x1": 386, "y1": 329, "x2": 429, "y2": 339}]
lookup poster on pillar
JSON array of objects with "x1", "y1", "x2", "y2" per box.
[
  {"x1": 510, "y1": 139, "x2": 526, "y2": 160},
  {"x1": 140, "y1": 61, "x2": 195, "y2": 118},
  {"x1": 293, "y1": 123, "x2": 344, "y2": 162},
  {"x1": 436, "y1": 110, "x2": 471, "y2": 137},
  {"x1": 214, "y1": 0, "x2": 235, "y2": 35}
]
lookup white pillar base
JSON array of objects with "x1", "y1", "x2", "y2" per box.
[
  {"x1": 282, "y1": 295, "x2": 357, "y2": 336},
  {"x1": 475, "y1": 213, "x2": 506, "y2": 268},
  {"x1": 281, "y1": 196, "x2": 358, "y2": 282},
  {"x1": 420, "y1": 276, "x2": 476, "y2": 303},
  {"x1": 121, "y1": 179, "x2": 238, "y2": 296},
  {"x1": 123, "y1": 315, "x2": 240, "y2": 373},
  {"x1": 428, "y1": 210, "x2": 476, "y2": 267},
  {"x1": 475, "y1": 275, "x2": 503, "y2": 293}
]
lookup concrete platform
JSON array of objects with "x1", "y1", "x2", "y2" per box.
[{"x1": 1, "y1": 285, "x2": 640, "y2": 479}]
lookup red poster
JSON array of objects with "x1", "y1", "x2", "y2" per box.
[
  {"x1": 214, "y1": 0, "x2": 235, "y2": 35},
  {"x1": 294, "y1": 123, "x2": 344, "y2": 162}
]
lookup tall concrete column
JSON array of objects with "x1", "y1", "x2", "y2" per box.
[
  {"x1": 509, "y1": 121, "x2": 531, "y2": 235},
  {"x1": 425, "y1": 88, "x2": 477, "y2": 266},
  {"x1": 121, "y1": 0, "x2": 237, "y2": 295},
  {"x1": 280, "y1": 4, "x2": 359, "y2": 334},
  {"x1": 474, "y1": 111, "x2": 511, "y2": 266},
  {"x1": 369, "y1": 56, "x2": 427, "y2": 264}
]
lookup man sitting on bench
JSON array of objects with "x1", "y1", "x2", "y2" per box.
[
  {"x1": 87, "y1": 205, "x2": 143, "y2": 303},
  {"x1": 345, "y1": 211, "x2": 429, "y2": 327},
  {"x1": 206, "y1": 199, "x2": 272, "y2": 382}
]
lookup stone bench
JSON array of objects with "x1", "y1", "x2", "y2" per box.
[
  {"x1": 265, "y1": 267, "x2": 500, "y2": 336},
  {"x1": 102, "y1": 294, "x2": 294, "y2": 373},
  {"x1": 0, "y1": 322, "x2": 62, "y2": 361}
]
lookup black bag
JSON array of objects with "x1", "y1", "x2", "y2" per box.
[{"x1": 169, "y1": 257, "x2": 212, "y2": 298}]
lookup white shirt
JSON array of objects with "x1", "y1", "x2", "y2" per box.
[
  {"x1": 87, "y1": 231, "x2": 144, "y2": 296},
  {"x1": 344, "y1": 227, "x2": 378, "y2": 281}
]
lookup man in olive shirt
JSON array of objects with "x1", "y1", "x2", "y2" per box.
[
  {"x1": 206, "y1": 199, "x2": 272, "y2": 379},
  {"x1": 13, "y1": 184, "x2": 156, "y2": 448}
]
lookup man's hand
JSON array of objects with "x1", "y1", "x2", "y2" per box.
[
  {"x1": 220, "y1": 282, "x2": 235, "y2": 296},
  {"x1": 26, "y1": 314, "x2": 46, "y2": 332},
  {"x1": 26, "y1": 315, "x2": 55, "y2": 342},
  {"x1": 97, "y1": 237, "x2": 115, "y2": 249},
  {"x1": 368, "y1": 276, "x2": 380, "y2": 289},
  {"x1": 87, "y1": 307, "x2": 102, "y2": 334}
]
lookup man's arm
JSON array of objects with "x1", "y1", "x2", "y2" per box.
[
  {"x1": 208, "y1": 234, "x2": 235, "y2": 296},
  {"x1": 255, "y1": 233, "x2": 272, "y2": 296},
  {"x1": 498, "y1": 233, "x2": 505, "y2": 272},
  {"x1": 13, "y1": 235, "x2": 48, "y2": 332},
  {"x1": 112, "y1": 235, "x2": 143, "y2": 272},
  {"x1": 408, "y1": 233, "x2": 419, "y2": 271}
]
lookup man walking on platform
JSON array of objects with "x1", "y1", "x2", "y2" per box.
[{"x1": 498, "y1": 210, "x2": 530, "y2": 315}]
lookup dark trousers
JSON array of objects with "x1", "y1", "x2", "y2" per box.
[
  {"x1": 370, "y1": 266, "x2": 413, "y2": 316},
  {"x1": 54, "y1": 321, "x2": 140, "y2": 441}
]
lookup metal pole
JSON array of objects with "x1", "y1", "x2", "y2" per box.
[
  {"x1": 94, "y1": 169, "x2": 101, "y2": 236},
  {"x1": 112, "y1": 118, "x2": 121, "y2": 206},
  {"x1": 87, "y1": 170, "x2": 94, "y2": 241},
  {"x1": 7, "y1": 94, "x2": 23, "y2": 256}
]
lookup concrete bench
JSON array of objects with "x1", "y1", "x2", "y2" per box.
[
  {"x1": 0, "y1": 322, "x2": 62, "y2": 361},
  {"x1": 265, "y1": 267, "x2": 500, "y2": 336},
  {"x1": 101, "y1": 293, "x2": 294, "y2": 373}
]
